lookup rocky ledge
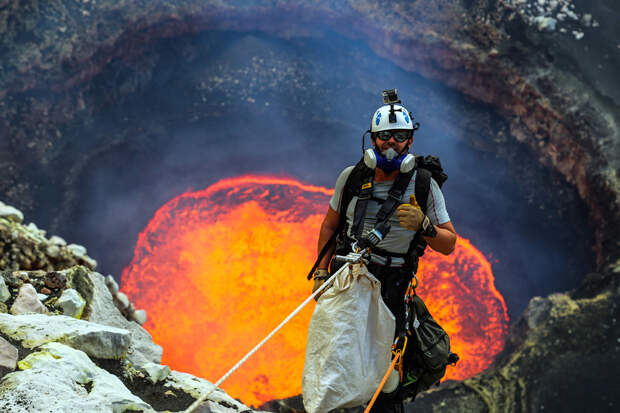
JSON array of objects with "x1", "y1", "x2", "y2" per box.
[{"x1": 0, "y1": 206, "x2": 262, "y2": 413}]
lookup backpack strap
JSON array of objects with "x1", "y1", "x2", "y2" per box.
[
  {"x1": 402, "y1": 165, "x2": 434, "y2": 271},
  {"x1": 414, "y1": 167, "x2": 432, "y2": 216},
  {"x1": 355, "y1": 169, "x2": 414, "y2": 250},
  {"x1": 339, "y1": 158, "x2": 375, "y2": 225},
  {"x1": 351, "y1": 174, "x2": 374, "y2": 241},
  {"x1": 376, "y1": 170, "x2": 414, "y2": 223},
  {"x1": 306, "y1": 159, "x2": 373, "y2": 280}
]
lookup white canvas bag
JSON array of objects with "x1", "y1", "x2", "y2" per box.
[{"x1": 302, "y1": 263, "x2": 396, "y2": 413}]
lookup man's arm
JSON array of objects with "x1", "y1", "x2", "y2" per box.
[
  {"x1": 424, "y1": 221, "x2": 456, "y2": 255},
  {"x1": 317, "y1": 206, "x2": 341, "y2": 269},
  {"x1": 397, "y1": 201, "x2": 457, "y2": 255}
]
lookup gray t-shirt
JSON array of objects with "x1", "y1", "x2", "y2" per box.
[{"x1": 329, "y1": 166, "x2": 450, "y2": 254}]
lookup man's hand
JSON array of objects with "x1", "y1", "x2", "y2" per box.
[
  {"x1": 312, "y1": 269, "x2": 329, "y2": 301},
  {"x1": 397, "y1": 195, "x2": 425, "y2": 231}
]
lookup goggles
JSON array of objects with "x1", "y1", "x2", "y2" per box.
[{"x1": 374, "y1": 130, "x2": 412, "y2": 143}]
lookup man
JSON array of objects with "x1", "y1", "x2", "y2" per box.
[{"x1": 311, "y1": 96, "x2": 457, "y2": 412}]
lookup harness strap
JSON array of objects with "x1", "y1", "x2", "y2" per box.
[
  {"x1": 351, "y1": 175, "x2": 374, "y2": 240},
  {"x1": 306, "y1": 229, "x2": 340, "y2": 280},
  {"x1": 414, "y1": 168, "x2": 431, "y2": 216},
  {"x1": 352, "y1": 170, "x2": 414, "y2": 246},
  {"x1": 375, "y1": 170, "x2": 414, "y2": 224}
]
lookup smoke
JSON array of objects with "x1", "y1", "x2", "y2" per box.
[{"x1": 27, "y1": 29, "x2": 592, "y2": 319}]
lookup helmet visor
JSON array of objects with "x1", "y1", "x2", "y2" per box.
[{"x1": 374, "y1": 130, "x2": 412, "y2": 143}]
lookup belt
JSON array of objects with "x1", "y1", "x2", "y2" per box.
[{"x1": 369, "y1": 253, "x2": 406, "y2": 267}]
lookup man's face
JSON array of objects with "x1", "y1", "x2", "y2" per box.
[{"x1": 373, "y1": 130, "x2": 413, "y2": 153}]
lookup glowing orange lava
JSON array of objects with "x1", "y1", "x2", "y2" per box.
[{"x1": 121, "y1": 175, "x2": 508, "y2": 407}]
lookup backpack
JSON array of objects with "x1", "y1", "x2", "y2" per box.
[{"x1": 401, "y1": 295, "x2": 458, "y2": 400}]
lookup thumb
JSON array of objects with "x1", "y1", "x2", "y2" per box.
[{"x1": 409, "y1": 194, "x2": 420, "y2": 208}]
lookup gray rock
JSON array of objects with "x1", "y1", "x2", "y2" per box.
[
  {"x1": 140, "y1": 362, "x2": 170, "y2": 384},
  {"x1": 46, "y1": 244, "x2": 61, "y2": 258},
  {"x1": 116, "y1": 291, "x2": 130, "y2": 309},
  {"x1": 164, "y1": 371, "x2": 254, "y2": 412},
  {"x1": 86, "y1": 272, "x2": 162, "y2": 367},
  {"x1": 0, "y1": 313, "x2": 130, "y2": 359},
  {"x1": 67, "y1": 243, "x2": 87, "y2": 257},
  {"x1": 0, "y1": 278, "x2": 9, "y2": 303},
  {"x1": 133, "y1": 309, "x2": 147, "y2": 325},
  {"x1": 58, "y1": 288, "x2": 86, "y2": 318},
  {"x1": 44, "y1": 271, "x2": 67, "y2": 290},
  {"x1": 534, "y1": 16, "x2": 557, "y2": 32},
  {"x1": 10, "y1": 284, "x2": 49, "y2": 315},
  {"x1": 105, "y1": 275, "x2": 120, "y2": 294},
  {"x1": 25, "y1": 222, "x2": 45, "y2": 237},
  {"x1": 0, "y1": 342, "x2": 154, "y2": 412},
  {"x1": 48, "y1": 235, "x2": 67, "y2": 246},
  {"x1": 0, "y1": 336, "x2": 18, "y2": 377},
  {"x1": 0, "y1": 202, "x2": 23, "y2": 223},
  {"x1": 80, "y1": 255, "x2": 98, "y2": 270},
  {"x1": 526, "y1": 296, "x2": 550, "y2": 329}
]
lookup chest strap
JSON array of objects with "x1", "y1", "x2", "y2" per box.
[{"x1": 353, "y1": 170, "x2": 414, "y2": 249}]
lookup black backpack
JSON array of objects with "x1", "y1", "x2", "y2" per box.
[{"x1": 401, "y1": 295, "x2": 459, "y2": 400}]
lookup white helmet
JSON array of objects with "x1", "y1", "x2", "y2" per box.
[{"x1": 370, "y1": 104, "x2": 414, "y2": 133}]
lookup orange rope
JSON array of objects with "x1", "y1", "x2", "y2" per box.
[{"x1": 363, "y1": 350, "x2": 401, "y2": 413}]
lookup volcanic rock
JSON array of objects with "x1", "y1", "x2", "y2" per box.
[
  {"x1": 0, "y1": 313, "x2": 130, "y2": 360},
  {"x1": 106, "y1": 274, "x2": 120, "y2": 294},
  {"x1": 0, "y1": 278, "x2": 9, "y2": 303},
  {"x1": 1, "y1": 342, "x2": 153, "y2": 413},
  {"x1": 44, "y1": 271, "x2": 67, "y2": 290},
  {"x1": 67, "y1": 243, "x2": 87, "y2": 257},
  {"x1": 0, "y1": 336, "x2": 18, "y2": 377},
  {"x1": 116, "y1": 291, "x2": 130, "y2": 309},
  {"x1": 0, "y1": 219, "x2": 259, "y2": 412},
  {"x1": 164, "y1": 371, "x2": 255, "y2": 412},
  {"x1": 0, "y1": 202, "x2": 23, "y2": 223},
  {"x1": 57, "y1": 288, "x2": 86, "y2": 319},
  {"x1": 85, "y1": 270, "x2": 163, "y2": 367},
  {"x1": 141, "y1": 362, "x2": 171, "y2": 384},
  {"x1": 0, "y1": 214, "x2": 97, "y2": 272},
  {"x1": 49, "y1": 235, "x2": 67, "y2": 246},
  {"x1": 133, "y1": 309, "x2": 147, "y2": 325},
  {"x1": 410, "y1": 275, "x2": 620, "y2": 412},
  {"x1": 10, "y1": 283, "x2": 48, "y2": 315}
]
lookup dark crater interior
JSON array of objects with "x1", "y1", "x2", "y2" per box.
[{"x1": 22, "y1": 30, "x2": 595, "y2": 319}]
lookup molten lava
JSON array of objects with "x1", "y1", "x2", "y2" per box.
[{"x1": 121, "y1": 175, "x2": 508, "y2": 407}]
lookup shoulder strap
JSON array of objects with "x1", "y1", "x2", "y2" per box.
[
  {"x1": 340, "y1": 159, "x2": 374, "y2": 223},
  {"x1": 306, "y1": 159, "x2": 372, "y2": 280},
  {"x1": 376, "y1": 170, "x2": 414, "y2": 223},
  {"x1": 351, "y1": 175, "x2": 374, "y2": 240},
  {"x1": 414, "y1": 167, "x2": 432, "y2": 216},
  {"x1": 355, "y1": 170, "x2": 414, "y2": 249}
]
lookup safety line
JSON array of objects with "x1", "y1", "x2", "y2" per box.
[
  {"x1": 184, "y1": 267, "x2": 343, "y2": 413},
  {"x1": 364, "y1": 351, "x2": 401, "y2": 413}
]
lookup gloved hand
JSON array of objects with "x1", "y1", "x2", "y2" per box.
[
  {"x1": 397, "y1": 194, "x2": 425, "y2": 231},
  {"x1": 312, "y1": 269, "x2": 330, "y2": 301}
]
